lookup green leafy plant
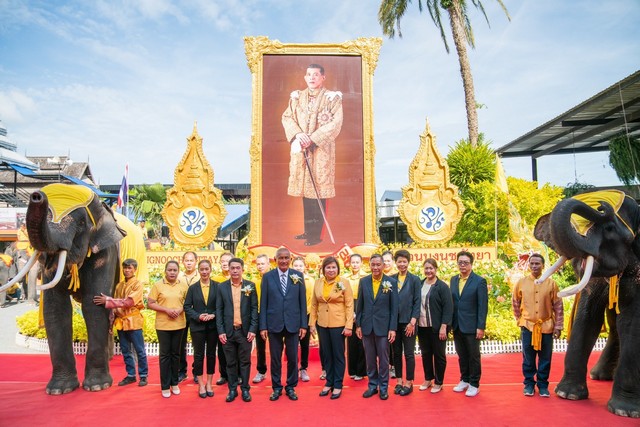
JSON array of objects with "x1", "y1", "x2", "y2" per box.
[
  {"x1": 446, "y1": 134, "x2": 495, "y2": 193},
  {"x1": 609, "y1": 132, "x2": 640, "y2": 185}
]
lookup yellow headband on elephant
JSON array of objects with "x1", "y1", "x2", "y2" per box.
[
  {"x1": 570, "y1": 190, "x2": 633, "y2": 237},
  {"x1": 41, "y1": 184, "x2": 96, "y2": 226}
]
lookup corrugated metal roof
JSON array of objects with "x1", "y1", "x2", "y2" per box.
[{"x1": 497, "y1": 70, "x2": 640, "y2": 158}]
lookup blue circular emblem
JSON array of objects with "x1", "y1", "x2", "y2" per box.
[
  {"x1": 179, "y1": 207, "x2": 207, "y2": 237},
  {"x1": 417, "y1": 205, "x2": 445, "y2": 234}
]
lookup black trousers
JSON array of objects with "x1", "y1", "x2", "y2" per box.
[
  {"x1": 191, "y1": 329, "x2": 217, "y2": 376},
  {"x1": 268, "y1": 330, "x2": 299, "y2": 391},
  {"x1": 300, "y1": 315, "x2": 311, "y2": 370},
  {"x1": 157, "y1": 328, "x2": 185, "y2": 390},
  {"x1": 302, "y1": 197, "x2": 326, "y2": 241},
  {"x1": 217, "y1": 335, "x2": 228, "y2": 379},
  {"x1": 255, "y1": 332, "x2": 267, "y2": 375},
  {"x1": 347, "y1": 333, "x2": 366, "y2": 377},
  {"x1": 453, "y1": 330, "x2": 482, "y2": 387},
  {"x1": 317, "y1": 326, "x2": 346, "y2": 389},
  {"x1": 417, "y1": 326, "x2": 447, "y2": 385},
  {"x1": 179, "y1": 320, "x2": 189, "y2": 376},
  {"x1": 392, "y1": 323, "x2": 417, "y2": 381},
  {"x1": 222, "y1": 328, "x2": 252, "y2": 392}
]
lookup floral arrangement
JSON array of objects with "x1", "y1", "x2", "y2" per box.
[
  {"x1": 381, "y1": 280, "x2": 392, "y2": 293},
  {"x1": 290, "y1": 273, "x2": 301, "y2": 285}
]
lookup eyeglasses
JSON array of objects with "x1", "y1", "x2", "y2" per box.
[{"x1": 457, "y1": 261, "x2": 471, "y2": 266}]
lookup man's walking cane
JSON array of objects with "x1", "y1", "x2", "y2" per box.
[{"x1": 303, "y1": 148, "x2": 335, "y2": 244}]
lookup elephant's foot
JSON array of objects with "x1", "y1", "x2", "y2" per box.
[
  {"x1": 46, "y1": 376, "x2": 80, "y2": 395},
  {"x1": 555, "y1": 379, "x2": 589, "y2": 400},
  {"x1": 589, "y1": 362, "x2": 615, "y2": 381},
  {"x1": 82, "y1": 371, "x2": 112, "y2": 392},
  {"x1": 608, "y1": 395, "x2": 640, "y2": 418}
]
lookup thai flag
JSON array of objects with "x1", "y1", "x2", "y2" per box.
[{"x1": 117, "y1": 164, "x2": 129, "y2": 216}]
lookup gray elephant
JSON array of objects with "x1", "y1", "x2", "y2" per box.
[
  {"x1": 534, "y1": 189, "x2": 639, "y2": 418},
  {"x1": 0, "y1": 183, "x2": 126, "y2": 395}
]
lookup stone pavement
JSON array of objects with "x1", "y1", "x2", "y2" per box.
[{"x1": 0, "y1": 299, "x2": 42, "y2": 354}]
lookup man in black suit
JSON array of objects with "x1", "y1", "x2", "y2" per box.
[
  {"x1": 450, "y1": 251, "x2": 488, "y2": 397},
  {"x1": 216, "y1": 258, "x2": 258, "y2": 403},
  {"x1": 259, "y1": 248, "x2": 307, "y2": 401},
  {"x1": 356, "y1": 254, "x2": 398, "y2": 400}
]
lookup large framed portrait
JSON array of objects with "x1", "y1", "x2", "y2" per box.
[{"x1": 244, "y1": 36, "x2": 381, "y2": 253}]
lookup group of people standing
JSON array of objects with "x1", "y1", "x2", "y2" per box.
[{"x1": 95, "y1": 247, "x2": 563, "y2": 402}]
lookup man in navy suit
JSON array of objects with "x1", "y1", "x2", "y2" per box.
[
  {"x1": 259, "y1": 248, "x2": 307, "y2": 401},
  {"x1": 450, "y1": 251, "x2": 488, "y2": 397},
  {"x1": 356, "y1": 254, "x2": 398, "y2": 400}
]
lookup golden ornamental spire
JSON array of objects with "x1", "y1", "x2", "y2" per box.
[
  {"x1": 161, "y1": 124, "x2": 227, "y2": 248},
  {"x1": 397, "y1": 119, "x2": 464, "y2": 243}
]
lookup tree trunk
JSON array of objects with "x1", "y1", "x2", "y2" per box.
[{"x1": 448, "y1": 2, "x2": 479, "y2": 147}]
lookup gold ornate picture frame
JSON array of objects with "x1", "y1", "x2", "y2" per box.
[{"x1": 244, "y1": 36, "x2": 382, "y2": 252}]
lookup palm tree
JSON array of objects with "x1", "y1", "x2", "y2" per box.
[
  {"x1": 128, "y1": 183, "x2": 167, "y2": 239},
  {"x1": 379, "y1": 0, "x2": 510, "y2": 147}
]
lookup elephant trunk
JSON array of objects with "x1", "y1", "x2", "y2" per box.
[
  {"x1": 26, "y1": 191, "x2": 53, "y2": 252},
  {"x1": 549, "y1": 198, "x2": 609, "y2": 259}
]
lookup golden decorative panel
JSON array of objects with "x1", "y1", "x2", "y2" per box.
[
  {"x1": 244, "y1": 36, "x2": 382, "y2": 251},
  {"x1": 398, "y1": 120, "x2": 464, "y2": 243},
  {"x1": 161, "y1": 123, "x2": 227, "y2": 248}
]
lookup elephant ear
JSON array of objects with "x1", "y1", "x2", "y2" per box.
[
  {"x1": 534, "y1": 213, "x2": 557, "y2": 252},
  {"x1": 89, "y1": 201, "x2": 127, "y2": 254}
]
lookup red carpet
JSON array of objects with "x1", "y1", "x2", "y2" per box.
[{"x1": 0, "y1": 351, "x2": 636, "y2": 426}]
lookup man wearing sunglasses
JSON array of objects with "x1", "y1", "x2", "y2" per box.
[{"x1": 450, "y1": 251, "x2": 488, "y2": 397}]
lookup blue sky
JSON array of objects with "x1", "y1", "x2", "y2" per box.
[{"x1": 1, "y1": 0, "x2": 638, "y2": 194}]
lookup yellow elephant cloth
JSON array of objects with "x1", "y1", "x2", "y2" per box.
[
  {"x1": 570, "y1": 190, "x2": 627, "y2": 236},
  {"x1": 41, "y1": 184, "x2": 95, "y2": 224}
]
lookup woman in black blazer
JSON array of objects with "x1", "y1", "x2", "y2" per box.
[
  {"x1": 184, "y1": 259, "x2": 218, "y2": 398},
  {"x1": 417, "y1": 258, "x2": 453, "y2": 394}
]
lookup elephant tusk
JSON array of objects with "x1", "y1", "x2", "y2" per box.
[
  {"x1": 37, "y1": 251, "x2": 68, "y2": 291},
  {"x1": 0, "y1": 250, "x2": 40, "y2": 293},
  {"x1": 535, "y1": 255, "x2": 567, "y2": 284},
  {"x1": 559, "y1": 255, "x2": 594, "y2": 298}
]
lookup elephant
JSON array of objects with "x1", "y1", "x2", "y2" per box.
[
  {"x1": 0, "y1": 183, "x2": 126, "y2": 395},
  {"x1": 534, "y1": 189, "x2": 640, "y2": 418}
]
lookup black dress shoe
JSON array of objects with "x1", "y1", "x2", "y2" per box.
[
  {"x1": 226, "y1": 391, "x2": 237, "y2": 402},
  {"x1": 304, "y1": 238, "x2": 322, "y2": 246},
  {"x1": 394, "y1": 384, "x2": 403, "y2": 394},
  {"x1": 206, "y1": 390, "x2": 214, "y2": 397},
  {"x1": 199, "y1": 390, "x2": 207, "y2": 399},
  {"x1": 398, "y1": 385, "x2": 413, "y2": 396},
  {"x1": 285, "y1": 389, "x2": 298, "y2": 401},
  {"x1": 294, "y1": 233, "x2": 307, "y2": 240},
  {"x1": 138, "y1": 377, "x2": 148, "y2": 387},
  {"x1": 319, "y1": 387, "x2": 332, "y2": 397},
  {"x1": 216, "y1": 377, "x2": 228, "y2": 386},
  {"x1": 330, "y1": 390, "x2": 342, "y2": 400},
  {"x1": 380, "y1": 392, "x2": 389, "y2": 400},
  {"x1": 269, "y1": 390, "x2": 282, "y2": 401},
  {"x1": 362, "y1": 388, "x2": 378, "y2": 398},
  {"x1": 242, "y1": 390, "x2": 252, "y2": 402},
  {"x1": 118, "y1": 376, "x2": 136, "y2": 386},
  {"x1": 178, "y1": 374, "x2": 187, "y2": 383}
]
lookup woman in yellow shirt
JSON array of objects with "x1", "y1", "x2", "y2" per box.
[
  {"x1": 309, "y1": 256, "x2": 354, "y2": 399},
  {"x1": 148, "y1": 261, "x2": 189, "y2": 398}
]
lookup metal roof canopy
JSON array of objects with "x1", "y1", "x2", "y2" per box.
[{"x1": 496, "y1": 70, "x2": 640, "y2": 181}]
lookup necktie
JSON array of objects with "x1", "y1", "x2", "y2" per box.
[{"x1": 280, "y1": 272, "x2": 287, "y2": 294}]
